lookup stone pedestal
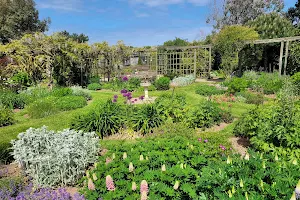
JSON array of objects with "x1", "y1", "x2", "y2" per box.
[{"x1": 140, "y1": 82, "x2": 151, "y2": 100}]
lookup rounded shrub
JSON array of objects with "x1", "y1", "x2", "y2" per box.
[
  {"x1": 195, "y1": 85, "x2": 225, "y2": 96},
  {"x1": 0, "y1": 106, "x2": 14, "y2": 127},
  {"x1": 0, "y1": 91, "x2": 27, "y2": 109},
  {"x1": 227, "y1": 77, "x2": 248, "y2": 94},
  {"x1": 154, "y1": 77, "x2": 171, "y2": 90},
  {"x1": 88, "y1": 83, "x2": 102, "y2": 91},
  {"x1": 26, "y1": 97, "x2": 59, "y2": 119},
  {"x1": 55, "y1": 96, "x2": 87, "y2": 111},
  {"x1": 51, "y1": 87, "x2": 72, "y2": 97}
]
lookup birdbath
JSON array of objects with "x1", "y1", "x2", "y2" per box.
[{"x1": 140, "y1": 82, "x2": 151, "y2": 100}]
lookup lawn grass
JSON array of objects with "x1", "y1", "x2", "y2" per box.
[{"x1": 0, "y1": 82, "x2": 255, "y2": 162}]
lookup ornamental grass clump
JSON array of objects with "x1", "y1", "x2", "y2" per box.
[{"x1": 11, "y1": 126, "x2": 100, "y2": 187}]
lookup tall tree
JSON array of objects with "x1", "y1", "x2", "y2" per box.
[
  {"x1": 57, "y1": 31, "x2": 89, "y2": 43},
  {"x1": 0, "y1": 0, "x2": 50, "y2": 44},
  {"x1": 208, "y1": 0, "x2": 283, "y2": 29},
  {"x1": 163, "y1": 37, "x2": 189, "y2": 46},
  {"x1": 286, "y1": 0, "x2": 300, "y2": 27}
]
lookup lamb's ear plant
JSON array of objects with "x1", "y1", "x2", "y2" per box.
[{"x1": 11, "y1": 126, "x2": 100, "y2": 187}]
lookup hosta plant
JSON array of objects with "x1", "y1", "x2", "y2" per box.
[{"x1": 11, "y1": 126, "x2": 100, "y2": 187}]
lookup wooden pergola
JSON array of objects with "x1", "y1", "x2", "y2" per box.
[
  {"x1": 246, "y1": 36, "x2": 300, "y2": 76},
  {"x1": 156, "y1": 45, "x2": 212, "y2": 77}
]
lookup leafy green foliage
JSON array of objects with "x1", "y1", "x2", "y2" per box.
[
  {"x1": 155, "y1": 94, "x2": 187, "y2": 123},
  {"x1": 11, "y1": 126, "x2": 100, "y2": 187},
  {"x1": 0, "y1": 90, "x2": 26, "y2": 109},
  {"x1": 0, "y1": 106, "x2": 14, "y2": 127},
  {"x1": 26, "y1": 97, "x2": 59, "y2": 118},
  {"x1": 291, "y1": 72, "x2": 300, "y2": 90},
  {"x1": 226, "y1": 77, "x2": 248, "y2": 94},
  {"x1": 195, "y1": 85, "x2": 225, "y2": 96},
  {"x1": 55, "y1": 96, "x2": 87, "y2": 111},
  {"x1": 236, "y1": 91, "x2": 264, "y2": 105},
  {"x1": 234, "y1": 81, "x2": 300, "y2": 159},
  {"x1": 213, "y1": 26, "x2": 259, "y2": 76},
  {"x1": 57, "y1": 30, "x2": 89, "y2": 43},
  {"x1": 0, "y1": 0, "x2": 49, "y2": 44},
  {"x1": 10, "y1": 71, "x2": 31, "y2": 88},
  {"x1": 154, "y1": 77, "x2": 171, "y2": 90},
  {"x1": 51, "y1": 87, "x2": 72, "y2": 97},
  {"x1": 171, "y1": 75, "x2": 195, "y2": 87},
  {"x1": 248, "y1": 13, "x2": 297, "y2": 39},
  {"x1": 163, "y1": 37, "x2": 189, "y2": 46},
  {"x1": 131, "y1": 104, "x2": 164, "y2": 134},
  {"x1": 88, "y1": 83, "x2": 102, "y2": 91},
  {"x1": 185, "y1": 101, "x2": 226, "y2": 129},
  {"x1": 71, "y1": 100, "x2": 124, "y2": 138},
  {"x1": 81, "y1": 135, "x2": 300, "y2": 199},
  {"x1": 256, "y1": 72, "x2": 284, "y2": 94},
  {"x1": 70, "y1": 86, "x2": 92, "y2": 100}
]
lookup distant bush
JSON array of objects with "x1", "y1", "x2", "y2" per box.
[
  {"x1": 0, "y1": 91, "x2": 26, "y2": 109},
  {"x1": 11, "y1": 126, "x2": 100, "y2": 187},
  {"x1": 0, "y1": 106, "x2": 14, "y2": 127},
  {"x1": 195, "y1": 85, "x2": 225, "y2": 96},
  {"x1": 151, "y1": 121, "x2": 195, "y2": 139},
  {"x1": 236, "y1": 91, "x2": 264, "y2": 105},
  {"x1": 20, "y1": 86, "x2": 51, "y2": 104},
  {"x1": 55, "y1": 96, "x2": 87, "y2": 111},
  {"x1": 51, "y1": 87, "x2": 72, "y2": 97},
  {"x1": 26, "y1": 97, "x2": 59, "y2": 118},
  {"x1": 171, "y1": 74, "x2": 195, "y2": 87},
  {"x1": 89, "y1": 76, "x2": 100, "y2": 84},
  {"x1": 131, "y1": 104, "x2": 164, "y2": 134},
  {"x1": 226, "y1": 77, "x2": 248, "y2": 94},
  {"x1": 88, "y1": 83, "x2": 101, "y2": 91},
  {"x1": 256, "y1": 72, "x2": 284, "y2": 94},
  {"x1": 127, "y1": 77, "x2": 141, "y2": 91},
  {"x1": 291, "y1": 72, "x2": 300, "y2": 94},
  {"x1": 154, "y1": 77, "x2": 171, "y2": 90},
  {"x1": 184, "y1": 101, "x2": 225, "y2": 129},
  {"x1": 71, "y1": 86, "x2": 92, "y2": 100},
  {"x1": 71, "y1": 100, "x2": 124, "y2": 138}
]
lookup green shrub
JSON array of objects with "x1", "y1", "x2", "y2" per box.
[
  {"x1": 151, "y1": 122, "x2": 195, "y2": 139},
  {"x1": 195, "y1": 84, "x2": 225, "y2": 96},
  {"x1": 154, "y1": 77, "x2": 171, "y2": 90},
  {"x1": 55, "y1": 96, "x2": 87, "y2": 111},
  {"x1": 185, "y1": 101, "x2": 225, "y2": 129},
  {"x1": 164, "y1": 72, "x2": 178, "y2": 80},
  {"x1": 256, "y1": 72, "x2": 284, "y2": 94},
  {"x1": 291, "y1": 72, "x2": 300, "y2": 93},
  {"x1": 0, "y1": 91, "x2": 27, "y2": 109},
  {"x1": 51, "y1": 87, "x2": 72, "y2": 97},
  {"x1": 236, "y1": 91, "x2": 264, "y2": 105},
  {"x1": 88, "y1": 83, "x2": 102, "y2": 91},
  {"x1": 11, "y1": 71, "x2": 30, "y2": 87},
  {"x1": 89, "y1": 76, "x2": 100, "y2": 84},
  {"x1": 0, "y1": 106, "x2": 14, "y2": 127},
  {"x1": 227, "y1": 77, "x2": 248, "y2": 94},
  {"x1": 70, "y1": 86, "x2": 92, "y2": 100},
  {"x1": 81, "y1": 136, "x2": 300, "y2": 199},
  {"x1": 241, "y1": 70, "x2": 259, "y2": 88},
  {"x1": 155, "y1": 94, "x2": 186, "y2": 122},
  {"x1": 20, "y1": 86, "x2": 51, "y2": 104},
  {"x1": 128, "y1": 77, "x2": 141, "y2": 89},
  {"x1": 11, "y1": 126, "x2": 100, "y2": 187},
  {"x1": 131, "y1": 104, "x2": 164, "y2": 134},
  {"x1": 71, "y1": 100, "x2": 124, "y2": 138},
  {"x1": 26, "y1": 97, "x2": 59, "y2": 119}
]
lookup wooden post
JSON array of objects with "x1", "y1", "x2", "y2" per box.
[
  {"x1": 194, "y1": 49, "x2": 197, "y2": 77},
  {"x1": 209, "y1": 46, "x2": 212, "y2": 79},
  {"x1": 278, "y1": 41, "x2": 284, "y2": 76},
  {"x1": 155, "y1": 51, "x2": 158, "y2": 75},
  {"x1": 284, "y1": 41, "x2": 289, "y2": 76}
]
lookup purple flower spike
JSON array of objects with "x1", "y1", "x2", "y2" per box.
[
  {"x1": 204, "y1": 139, "x2": 208, "y2": 143},
  {"x1": 112, "y1": 99, "x2": 117, "y2": 103},
  {"x1": 114, "y1": 95, "x2": 118, "y2": 99},
  {"x1": 121, "y1": 89, "x2": 128, "y2": 94},
  {"x1": 135, "y1": 99, "x2": 138, "y2": 102},
  {"x1": 131, "y1": 101, "x2": 135, "y2": 104},
  {"x1": 139, "y1": 96, "x2": 145, "y2": 100}
]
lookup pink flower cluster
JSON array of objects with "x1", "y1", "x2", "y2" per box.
[
  {"x1": 106, "y1": 175, "x2": 115, "y2": 191},
  {"x1": 198, "y1": 138, "x2": 208, "y2": 143},
  {"x1": 219, "y1": 144, "x2": 226, "y2": 151}
]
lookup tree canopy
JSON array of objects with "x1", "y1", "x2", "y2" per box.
[
  {"x1": 287, "y1": 0, "x2": 300, "y2": 27},
  {"x1": 163, "y1": 37, "x2": 189, "y2": 46},
  {"x1": 0, "y1": 0, "x2": 50, "y2": 44},
  {"x1": 57, "y1": 31, "x2": 89, "y2": 43}
]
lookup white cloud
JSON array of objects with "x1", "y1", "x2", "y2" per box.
[
  {"x1": 129, "y1": 0, "x2": 209, "y2": 7},
  {"x1": 36, "y1": 0, "x2": 83, "y2": 12}
]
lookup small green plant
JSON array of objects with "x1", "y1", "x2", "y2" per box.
[
  {"x1": 89, "y1": 76, "x2": 100, "y2": 84},
  {"x1": 236, "y1": 91, "x2": 264, "y2": 105},
  {"x1": 71, "y1": 100, "x2": 124, "y2": 138},
  {"x1": 154, "y1": 77, "x2": 171, "y2": 90},
  {"x1": 26, "y1": 97, "x2": 59, "y2": 118},
  {"x1": 11, "y1": 126, "x2": 100, "y2": 187},
  {"x1": 87, "y1": 83, "x2": 102, "y2": 91},
  {"x1": 0, "y1": 91, "x2": 27, "y2": 109},
  {"x1": 256, "y1": 72, "x2": 284, "y2": 94},
  {"x1": 55, "y1": 96, "x2": 87, "y2": 111},
  {"x1": 185, "y1": 101, "x2": 225, "y2": 129},
  {"x1": 51, "y1": 87, "x2": 72, "y2": 97},
  {"x1": 195, "y1": 84, "x2": 225, "y2": 96},
  {"x1": 131, "y1": 104, "x2": 164, "y2": 134},
  {"x1": 227, "y1": 77, "x2": 248, "y2": 94},
  {"x1": 70, "y1": 86, "x2": 92, "y2": 100},
  {"x1": 0, "y1": 106, "x2": 14, "y2": 127}
]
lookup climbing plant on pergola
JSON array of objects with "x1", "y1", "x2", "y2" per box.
[{"x1": 155, "y1": 45, "x2": 212, "y2": 77}]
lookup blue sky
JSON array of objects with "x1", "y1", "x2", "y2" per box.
[{"x1": 35, "y1": 0, "x2": 297, "y2": 47}]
